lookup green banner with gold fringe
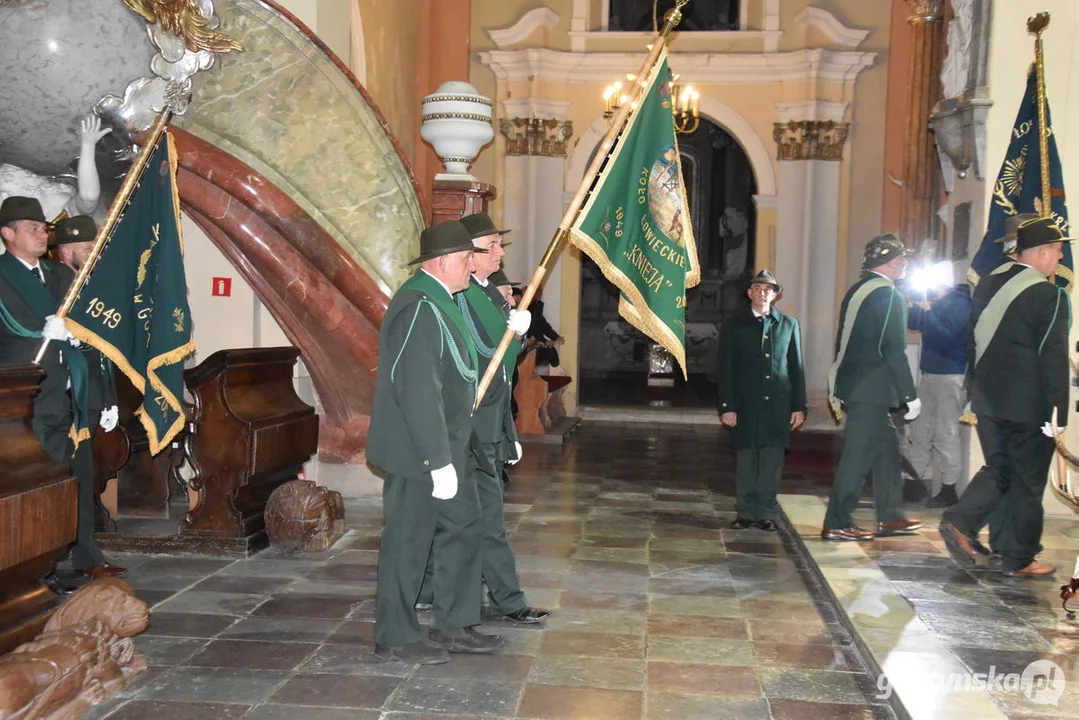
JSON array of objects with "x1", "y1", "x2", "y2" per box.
[
  {"x1": 65, "y1": 130, "x2": 195, "y2": 454},
  {"x1": 569, "y1": 49, "x2": 700, "y2": 377}
]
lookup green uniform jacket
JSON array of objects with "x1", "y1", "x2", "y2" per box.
[
  {"x1": 717, "y1": 306, "x2": 807, "y2": 449},
  {"x1": 367, "y1": 271, "x2": 478, "y2": 478},
  {"x1": 457, "y1": 278, "x2": 518, "y2": 461},
  {"x1": 968, "y1": 263, "x2": 1069, "y2": 425},
  {"x1": 833, "y1": 273, "x2": 917, "y2": 407},
  {"x1": 0, "y1": 259, "x2": 78, "y2": 460}
]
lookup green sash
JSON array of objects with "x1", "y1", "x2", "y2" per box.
[
  {"x1": 973, "y1": 264, "x2": 1049, "y2": 366},
  {"x1": 0, "y1": 253, "x2": 90, "y2": 447},
  {"x1": 827, "y1": 276, "x2": 892, "y2": 417},
  {"x1": 458, "y1": 279, "x2": 522, "y2": 378},
  {"x1": 400, "y1": 270, "x2": 478, "y2": 383}
]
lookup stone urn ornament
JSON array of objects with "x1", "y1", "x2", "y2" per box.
[{"x1": 420, "y1": 81, "x2": 494, "y2": 180}]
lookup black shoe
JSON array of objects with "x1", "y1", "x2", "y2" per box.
[
  {"x1": 427, "y1": 626, "x2": 504, "y2": 653},
  {"x1": 902, "y1": 478, "x2": 928, "y2": 503},
  {"x1": 968, "y1": 537, "x2": 992, "y2": 557},
  {"x1": 43, "y1": 571, "x2": 77, "y2": 596},
  {"x1": 927, "y1": 485, "x2": 959, "y2": 508},
  {"x1": 730, "y1": 518, "x2": 754, "y2": 530},
  {"x1": 502, "y1": 607, "x2": 551, "y2": 623},
  {"x1": 374, "y1": 641, "x2": 449, "y2": 665},
  {"x1": 755, "y1": 519, "x2": 778, "y2": 532}
]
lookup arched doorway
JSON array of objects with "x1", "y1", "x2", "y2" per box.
[{"x1": 577, "y1": 117, "x2": 758, "y2": 407}]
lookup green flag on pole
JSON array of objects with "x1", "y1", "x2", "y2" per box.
[
  {"x1": 66, "y1": 130, "x2": 195, "y2": 454},
  {"x1": 569, "y1": 49, "x2": 699, "y2": 377}
]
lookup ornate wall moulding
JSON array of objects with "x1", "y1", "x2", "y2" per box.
[
  {"x1": 773, "y1": 120, "x2": 850, "y2": 161},
  {"x1": 793, "y1": 7, "x2": 870, "y2": 48},
  {"x1": 479, "y1": 47, "x2": 875, "y2": 85},
  {"x1": 499, "y1": 118, "x2": 573, "y2": 157}
]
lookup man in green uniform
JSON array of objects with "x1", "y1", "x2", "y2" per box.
[
  {"x1": 52, "y1": 215, "x2": 120, "y2": 444},
  {"x1": 823, "y1": 234, "x2": 922, "y2": 541},
  {"x1": 367, "y1": 220, "x2": 501, "y2": 664},
  {"x1": 940, "y1": 217, "x2": 1070, "y2": 578},
  {"x1": 718, "y1": 269, "x2": 807, "y2": 532},
  {"x1": 964, "y1": 212, "x2": 1039, "y2": 559},
  {"x1": 449, "y1": 211, "x2": 550, "y2": 623},
  {"x1": 0, "y1": 198, "x2": 126, "y2": 589}
]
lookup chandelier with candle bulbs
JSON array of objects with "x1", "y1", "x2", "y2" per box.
[
  {"x1": 603, "y1": 70, "x2": 699, "y2": 134},
  {"x1": 602, "y1": 2, "x2": 699, "y2": 134}
]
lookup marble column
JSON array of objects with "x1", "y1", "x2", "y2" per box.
[
  {"x1": 772, "y1": 104, "x2": 849, "y2": 424},
  {"x1": 499, "y1": 101, "x2": 573, "y2": 328},
  {"x1": 900, "y1": 0, "x2": 945, "y2": 248}
]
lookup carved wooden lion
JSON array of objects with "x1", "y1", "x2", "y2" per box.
[
  {"x1": 265, "y1": 479, "x2": 345, "y2": 552},
  {"x1": 0, "y1": 579, "x2": 149, "y2": 720}
]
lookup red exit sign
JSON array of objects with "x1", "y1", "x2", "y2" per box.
[{"x1": 211, "y1": 277, "x2": 232, "y2": 297}]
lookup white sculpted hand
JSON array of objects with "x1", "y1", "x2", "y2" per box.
[{"x1": 80, "y1": 115, "x2": 111, "y2": 147}]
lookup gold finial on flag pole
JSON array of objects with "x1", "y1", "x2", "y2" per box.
[{"x1": 1027, "y1": 12, "x2": 1051, "y2": 218}]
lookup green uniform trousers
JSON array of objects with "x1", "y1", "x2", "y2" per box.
[
  {"x1": 418, "y1": 443, "x2": 528, "y2": 614},
  {"x1": 734, "y1": 447, "x2": 785, "y2": 522},
  {"x1": 375, "y1": 471, "x2": 482, "y2": 646},
  {"x1": 943, "y1": 416, "x2": 1053, "y2": 572},
  {"x1": 69, "y1": 438, "x2": 105, "y2": 570},
  {"x1": 823, "y1": 403, "x2": 904, "y2": 529},
  {"x1": 41, "y1": 416, "x2": 105, "y2": 571}
]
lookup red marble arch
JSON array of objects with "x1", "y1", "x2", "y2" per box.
[{"x1": 173, "y1": 127, "x2": 380, "y2": 463}]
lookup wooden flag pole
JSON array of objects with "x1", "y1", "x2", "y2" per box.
[
  {"x1": 1028, "y1": 12, "x2": 1051, "y2": 217},
  {"x1": 473, "y1": 1, "x2": 690, "y2": 409},
  {"x1": 34, "y1": 109, "x2": 173, "y2": 364}
]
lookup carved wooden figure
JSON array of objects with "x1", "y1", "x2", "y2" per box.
[
  {"x1": 265, "y1": 480, "x2": 345, "y2": 552},
  {"x1": 0, "y1": 579, "x2": 149, "y2": 720}
]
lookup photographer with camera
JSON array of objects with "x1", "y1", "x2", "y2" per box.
[{"x1": 904, "y1": 260, "x2": 971, "y2": 508}]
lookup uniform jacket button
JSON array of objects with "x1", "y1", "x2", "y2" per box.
[{"x1": 423, "y1": 460, "x2": 430, "y2": 467}]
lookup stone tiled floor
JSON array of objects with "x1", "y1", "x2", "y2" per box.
[
  {"x1": 783, "y1": 494, "x2": 1079, "y2": 719},
  {"x1": 79, "y1": 423, "x2": 897, "y2": 720}
]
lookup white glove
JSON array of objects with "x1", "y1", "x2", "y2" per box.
[
  {"x1": 507, "y1": 441, "x2": 522, "y2": 465},
  {"x1": 430, "y1": 464, "x2": 458, "y2": 500},
  {"x1": 903, "y1": 398, "x2": 922, "y2": 421},
  {"x1": 507, "y1": 309, "x2": 531, "y2": 335},
  {"x1": 42, "y1": 315, "x2": 73, "y2": 343},
  {"x1": 1043, "y1": 422, "x2": 1058, "y2": 438},
  {"x1": 100, "y1": 405, "x2": 119, "y2": 433}
]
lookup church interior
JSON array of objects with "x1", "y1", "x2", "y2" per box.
[{"x1": 2, "y1": 1, "x2": 1079, "y2": 718}]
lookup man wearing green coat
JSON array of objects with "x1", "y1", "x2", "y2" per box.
[
  {"x1": 823, "y1": 234, "x2": 922, "y2": 541},
  {"x1": 367, "y1": 220, "x2": 501, "y2": 665},
  {"x1": 718, "y1": 269, "x2": 807, "y2": 531},
  {"x1": 0, "y1": 198, "x2": 126, "y2": 590},
  {"x1": 433, "y1": 212, "x2": 550, "y2": 623}
]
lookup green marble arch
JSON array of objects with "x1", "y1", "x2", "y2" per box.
[{"x1": 177, "y1": 0, "x2": 423, "y2": 293}]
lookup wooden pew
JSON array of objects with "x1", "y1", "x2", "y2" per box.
[
  {"x1": 96, "y1": 347, "x2": 318, "y2": 555},
  {"x1": 513, "y1": 347, "x2": 580, "y2": 442},
  {"x1": 0, "y1": 366, "x2": 77, "y2": 653}
]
